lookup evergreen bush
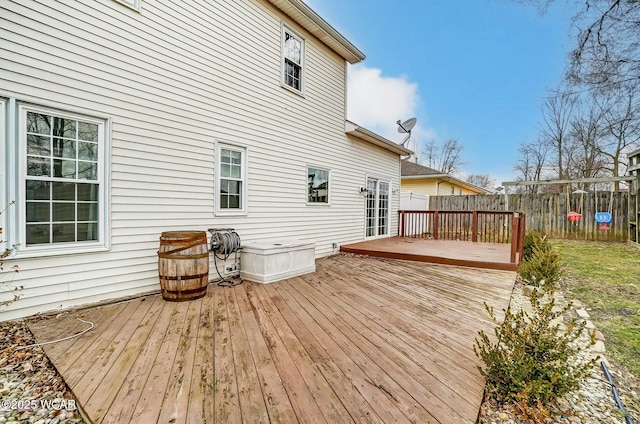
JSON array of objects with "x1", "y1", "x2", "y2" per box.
[
  {"x1": 518, "y1": 244, "x2": 563, "y2": 289},
  {"x1": 474, "y1": 289, "x2": 596, "y2": 417}
]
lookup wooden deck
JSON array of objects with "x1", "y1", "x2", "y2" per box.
[
  {"x1": 27, "y1": 255, "x2": 515, "y2": 424},
  {"x1": 341, "y1": 236, "x2": 518, "y2": 271}
]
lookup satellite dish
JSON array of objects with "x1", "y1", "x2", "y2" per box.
[
  {"x1": 397, "y1": 118, "x2": 417, "y2": 133},
  {"x1": 396, "y1": 117, "x2": 417, "y2": 147}
]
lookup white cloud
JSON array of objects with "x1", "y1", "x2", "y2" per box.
[{"x1": 346, "y1": 64, "x2": 435, "y2": 155}]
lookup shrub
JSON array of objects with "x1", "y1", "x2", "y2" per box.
[
  {"x1": 522, "y1": 231, "x2": 550, "y2": 262},
  {"x1": 518, "y1": 244, "x2": 563, "y2": 290},
  {"x1": 474, "y1": 289, "x2": 596, "y2": 417}
]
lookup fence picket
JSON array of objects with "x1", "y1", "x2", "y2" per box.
[{"x1": 427, "y1": 193, "x2": 635, "y2": 241}]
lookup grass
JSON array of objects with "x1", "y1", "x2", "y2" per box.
[{"x1": 551, "y1": 239, "x2": 640, "y2": 376}]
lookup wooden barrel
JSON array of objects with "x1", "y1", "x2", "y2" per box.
[{"x1": 158, "y1": 231, "x2": 209, "y2": 301}]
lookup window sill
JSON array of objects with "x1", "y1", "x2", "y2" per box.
[
  {"x1": 281, "y1": 83, "x2": 305, "y2": 98},
  {"x1": 306, "y1": 202, "x2": 331, "y2": 207},
  {"x1": 215, "y1": 210, "x2": 248, "y2": 217},
  {"x1": 14, "y1": 243, "x2": 109, "y2": 259}
]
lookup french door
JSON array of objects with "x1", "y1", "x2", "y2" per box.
[{"x1": 365, "y1": 178, "x2": 390, "y2": 239}]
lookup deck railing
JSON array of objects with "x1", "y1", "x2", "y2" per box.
[{"x1": 399, "y1": 210, "x2": 526, "y2": 264}]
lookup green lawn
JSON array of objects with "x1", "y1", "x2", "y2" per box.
[{"x1": 552, "y1": 240, "x2": 640, "y2": 376}]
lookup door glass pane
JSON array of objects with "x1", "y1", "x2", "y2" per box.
[
  {"x1": 378, "y1": 182, "x2": 390, "y2": 236},
  {"x1": 366, "y1": 179, "x2": 377, "y2": 237}
]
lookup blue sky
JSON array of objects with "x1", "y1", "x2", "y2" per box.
[{"x1": 305, "y1": 0, "x2": 575, "y2": 184}]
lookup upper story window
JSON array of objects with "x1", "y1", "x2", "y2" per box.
[
  {"x1": 282, "y1": 26, "x2": 304, "y2": 93},
  {"x1": 307, "y1": 167, "x2": 329, "y2": 204},
  {"x1": 216, "y1": 144, "x2": 247, "y2": 215}
]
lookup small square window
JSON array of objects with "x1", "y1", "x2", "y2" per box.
[{"x1": 308, "y1": 167, "x2": 329, "y2": 204}]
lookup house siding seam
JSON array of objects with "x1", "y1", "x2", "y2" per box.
[{"x1": 0, "y1": 0, "x2": 401, "y2": 320}]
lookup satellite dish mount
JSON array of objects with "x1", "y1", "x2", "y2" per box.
[{"x1": 396, "y1": 117, "x2": 417, "y2": 147}]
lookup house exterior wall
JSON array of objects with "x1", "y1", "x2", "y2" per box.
[
  {"x1": 0, "y1": 0, "x2": 400, "y2": 320},
  {"x1": 401, "y1": 178, "x2": 480, "y2": 197}
]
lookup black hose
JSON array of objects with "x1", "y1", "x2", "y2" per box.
[
  {"x1": 601, "y1": 361, "x2": 635, "y2": 424},
  {"x1": 208, "y1": 228, "x2": 243, "y2": 288}
]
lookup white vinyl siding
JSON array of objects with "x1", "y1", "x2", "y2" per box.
[{"x1": 0, "y1": 0, "x2": 400, "y2": 320}]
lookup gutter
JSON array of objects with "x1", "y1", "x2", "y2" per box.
[
  {"x1": 267, "y1": 0, "x2": 366, "y2": 64},
  {"x1": 345, "y1": 121, "x2": 413, "y2": 156}
]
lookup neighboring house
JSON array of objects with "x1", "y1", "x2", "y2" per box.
[
  {"x1": 0, "y1": 0, "x2": 410, "y2": 320},
  {"x1": 400, "y1": 161, "x2": 490, "y2": 209}
]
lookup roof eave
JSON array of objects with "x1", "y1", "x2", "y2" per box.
[
  {"x1": 267, "y1": 0, "x2": 366, "y2": 64},
  {"x1": 345, "y1": 121, "x2": 413, "y2": 156},
  {"x1": 401, "y1": 175, "x2": 491, "y2": 194}
]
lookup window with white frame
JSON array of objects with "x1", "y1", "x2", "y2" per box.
[
  {"x1": 19, "y1": 105, "x2": 107, "y2": 250},
  {"x1": 307, "y1": 167, "x2": 329, "y2": 204},
  {"x1": 115, "y1": 0, "x2": 141, "y2": 11},
  {"x1": 282, "y1": 26, "x2": 304, "y2": 92},
  {"x1": 216, "y1": 144, "x2": 247, "y2": 214}
]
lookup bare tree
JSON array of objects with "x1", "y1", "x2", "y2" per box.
[
  {"x1": 465, "y1": 174, "x2": 496, "y2": 190},
  {"x1": 567, "y1": 103, "x2": 606, "y2": 185},
  {"x1": 419, "y1": 138, "x2": 465, "y2": 174},
  {"x1": 439, "y1": 138, "x2": 464, "y2": 174},
  {"x1": 511, "y1": 1, "x2": 640, "y2": 94},
  {"x1": 513, "y1": 138, "x2": 550, "y2": 194},
  {"x1": 596, "y1": 84, "x2": 640, "y2": 189},
  {"x1": 541, "y1": 92, "x2": 576, "y2": 179},
  {"x1": 568, "y1": 1, "x2": 640, "y2": 93}
]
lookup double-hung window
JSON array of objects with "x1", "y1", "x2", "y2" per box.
[
  {"x1": 282, "y1": 26, "x2": 304, "y2": 93},
  {"x1": 17, "y1": 105, "x2": 108, "y2": 253},
  {"x1": 216, "y1": 144, "x2": 247, "y2": 215}
]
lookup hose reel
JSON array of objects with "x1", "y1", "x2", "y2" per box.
[{"x1": 208, "y1": 228, "x2": 242, "y2": 287}]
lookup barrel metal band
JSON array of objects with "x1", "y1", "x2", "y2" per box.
[{"x1": 159, "y1": 272, "x2": 209, "y2": 281}]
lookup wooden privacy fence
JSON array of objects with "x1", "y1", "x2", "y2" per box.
[
  {"x1": 429, "y1": 192, "x2": 635, "y2": 242},
  {"x1": 399, "y1": 210, "x2": 526, "y2": 264}
]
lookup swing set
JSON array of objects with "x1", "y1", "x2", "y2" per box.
[
  {"x1": 502, "y1": 175, "x2": 635, "y2": 241},
  {"x1": 565, "y1": 186, "x2": 614, "y2": 231}
]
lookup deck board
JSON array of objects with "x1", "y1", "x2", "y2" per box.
[
  {"x1": 27, "y1": 255, "x2": 515, "y2": 424},
  {"x1": 340, "y1": 237, "x2": 518, "y2": 270}
]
